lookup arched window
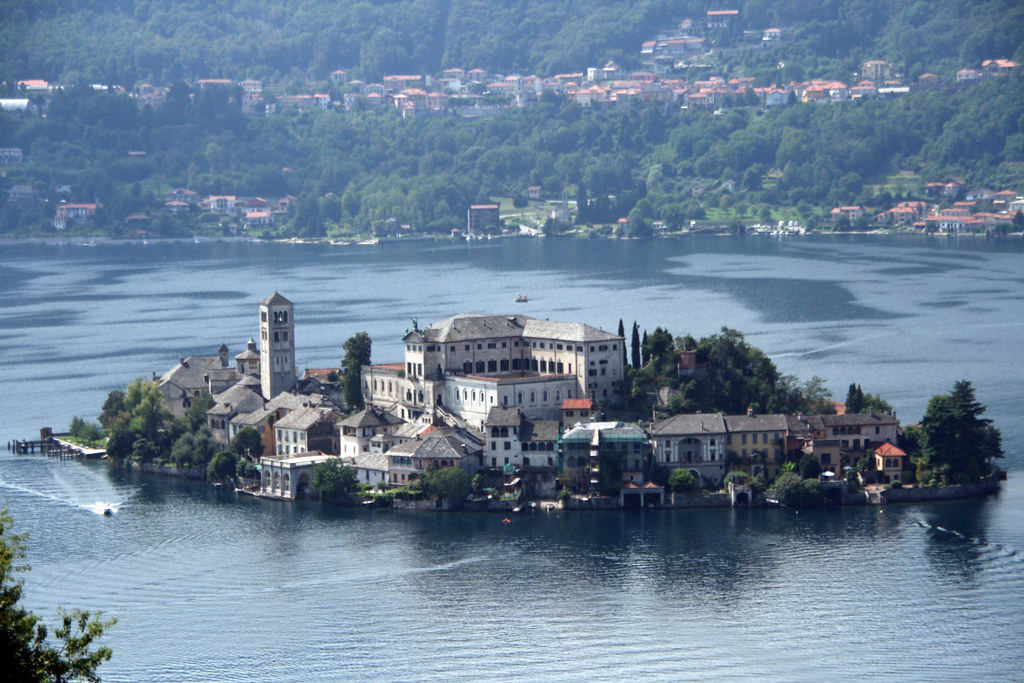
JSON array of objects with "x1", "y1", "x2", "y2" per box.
[
  {"x1": 463, "y1": 361, "x2": 472, "y2": 374},
  {"x1": 488, "y1": 360, "x2": 497, "y2": 372},
  {"x1": 530, "y1": 391, "x2": 536, "y2": 403},
  {"x1": 542, "y1": 390, "x2": 548, "y2": 402},
  {"x1": 500, "y1": 427, "x2": 508, "y2": 438},
  {"x1": 500, "y1": 359, "x2": 509, "y2": 371},
  {"x1": 555, "y1": 389, "x2": 561, "y2": 401},
  {"x1": 540, "y1": 360, "x2": 547, "y2": 372},
  {"x1": 557, "y1": 362, "x2": 564, "y2": 373},
  {"x1": 517, "y1": 392, "x2": 523, "y2": 405},
  {"x1": 476, "y1": 360, "x2": 485, "y2": 373},
  {"x1": 512, "y1": 358, "x2": 521, "y2": 371}
]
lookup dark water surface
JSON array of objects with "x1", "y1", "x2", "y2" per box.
[{"x1": 2, "y1": 235, "x2": 1023, "y2": 680}]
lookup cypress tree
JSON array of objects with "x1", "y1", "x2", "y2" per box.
[
  {"x1": 618, "y1": 319, "x2": 627, "y2": 368},
  {"x1": 631, "y1": 322, "x2": 640, "y2": 368}
]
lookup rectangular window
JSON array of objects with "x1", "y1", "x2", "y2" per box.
[{"x1": 504, "y1": 442, "x2": 511, "y2": 450}]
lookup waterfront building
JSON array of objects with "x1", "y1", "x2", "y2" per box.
[
  {"x1": 259, "y1": 452, "x2": 335, "y2": 500},
  {"x1": 346, "y1": 452, "x2": 389, "y2": 487},
  {"x1": 259, "y1": 292, "x2": 296, "y2": 399},
  {"x1": 483, "y1": 407, "x2": 559, "y2": 469},
  {"x1": 722, "y1": 413, "x2": 788, "y2": 478},
  {"x1": 787, "y1": 412, "x2": 899, "y2": 474},
  {"x1": 362, "y1": 314, "x2": 624, "y2": 428},
  {"x1": 650, "y1": 413, "x2": 728, "y2": 486},
  {"x1": 384, "y1": 428, "x2": 484, "y2": 486},
  {"x1": 557, "y1": 421, "x2": 652, "y2": 493},
  {"x1": 874, "y1": 442, "x2": 908, "y2": 483}
]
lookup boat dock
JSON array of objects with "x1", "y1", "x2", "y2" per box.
[{"x1": 8, "y1": 428, "x2": 106, "y2": 459}]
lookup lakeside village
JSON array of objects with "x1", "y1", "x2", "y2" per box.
[
  {"x1": 19, "y1": 293, "x2": 1003, "y2": 511},
  {"x1": 4, "y1": 9, "x2": 1023, "y2": 240}
]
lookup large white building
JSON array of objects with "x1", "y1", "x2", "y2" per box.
[{"x1": 362, "y1": 314, "x2": 625, "y2": 428}]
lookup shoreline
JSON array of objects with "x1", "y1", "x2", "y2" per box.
[
  {"x1": 3, "y1": 228, "x2": 1023, "y2": 246},
  {"x1": 93, "y1": 453, "x2": 1004, "y2": 511}
]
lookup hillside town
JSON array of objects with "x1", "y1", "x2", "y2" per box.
[
  {"x1": 152, "y1": 293, "x2": 917, "y2": 509},
  {"x1": 3, "y1": 7, "x2": 1021, "y2": 237}
]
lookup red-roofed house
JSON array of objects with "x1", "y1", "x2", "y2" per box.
[
  {"x1": 707, "y1": 9, "x2": 739, "y2": 28},
  {"x1": 561, "y1": 398, "x2": 599, "y2": 422},
  {"x1": 53, "y1": 203, "x2": 98, "y2": 230},
  {"x1": 874, "y1": 442, "x2": 907, "y2": 483}
]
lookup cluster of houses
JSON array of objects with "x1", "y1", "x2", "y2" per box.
[
  {"x1": 119, "y1": 52, "x2": 1018, "y2": 120},
  {"x1": 157, "y1": 295, "x2": 908, "y2": 506},
  {"x1": 8, "y1": 19, "x2": 1016, "y2": 122},
  {"x1": 162, "y1": 188, "x2": 294, "y2": 231},
  {"x1": 833, "y1": 182, "x2": 1024, "y2": 233}
]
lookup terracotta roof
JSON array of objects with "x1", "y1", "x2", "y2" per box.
[
  {"x1": 874, "y1": 442, "x2": 906, "y2": 457},
  {"x1": 562, "y1": 398, "x2": 596, "y2": 410}
]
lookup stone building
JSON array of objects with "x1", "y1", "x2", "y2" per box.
[
  {"x1": 362, "y1": 314, "x2": 624, "y2": 428},
  {"x1": 259, "y1": 292, "x2": 296, "y2": 399}
]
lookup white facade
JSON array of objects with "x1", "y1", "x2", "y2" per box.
[{"x1": 364, "y1": 314, "x2": 625, "y2": 427}]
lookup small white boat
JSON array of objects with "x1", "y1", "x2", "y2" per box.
[{"x1": 515, "y1": 294, "x2": 528, "y2": 303}]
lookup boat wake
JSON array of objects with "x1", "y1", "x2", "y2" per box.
[{"x1": 914, "y1": 518, "x2": 1021, "y2": 561}]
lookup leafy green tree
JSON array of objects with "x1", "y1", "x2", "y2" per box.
[
  {"x1": 182, "y1": 390, "x2": 215, "y2": 432},
  {"x1": 121, "y1": 379, "x2": 173, "y2": 446},
  {"x1": 668, "y1": 468, "x2": 695, "y2": 493},
  {"x1": 312, "y1": 460, "x2": 358, "y2": 500},
  {"x1": 1, "y1": 509, "x2": 116, "y2": 682},
  {"x1": 920, "y1": 380, "x2": 1003, "y2": 483},
  {"x1": 768, "y1": 472, "x2": 824, "y2": 507},
  {"x1": 170, "y1": 426, "x2": 218, "y2": 467},
  {"x1": 98, "y1": 390, "x2": 125, "y2": 430},
  {"x1": 341, "y1": 332, "x2": 372, "y2": 411},
  {"x1": 419, "y1": 466, "x2": 471, "y2": 506},
  {"x1": 229, "y1": 426, "x2": 263, "y2": 459},
  {"x1": 206, "y1": 450, "x2": 237, "y2": 482}
]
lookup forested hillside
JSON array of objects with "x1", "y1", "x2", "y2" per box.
[
  {"x1": 1, "y1": 0, "x2": 1023, "y2": 237},
  {"x1": 2, "y1": 0, "x2": 1021, "y2": 83}
]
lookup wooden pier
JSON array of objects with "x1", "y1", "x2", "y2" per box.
[{"x1": 8, "y1": 428, "x2": 106, "y2": 459}]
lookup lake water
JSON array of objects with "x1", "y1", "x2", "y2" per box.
[{"x1": 2, "y1": 235, "x2": 1023, "y2": 681}]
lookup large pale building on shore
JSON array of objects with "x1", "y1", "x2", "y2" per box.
[{"x1": 362, "y1": 313, "x2": 625, "y2": 428}]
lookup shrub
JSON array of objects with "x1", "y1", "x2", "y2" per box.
[{"x1": 668, "y1": 468, "x2": 695, "y2": 493}]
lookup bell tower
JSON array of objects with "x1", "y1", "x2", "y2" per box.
[{"x1": 259, "y1": 292, "x2": 296, "y2": 398}]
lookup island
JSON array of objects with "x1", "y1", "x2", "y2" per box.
[{"x1": 21, "y1": 292, "x2": 1001, "y2": 512}]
